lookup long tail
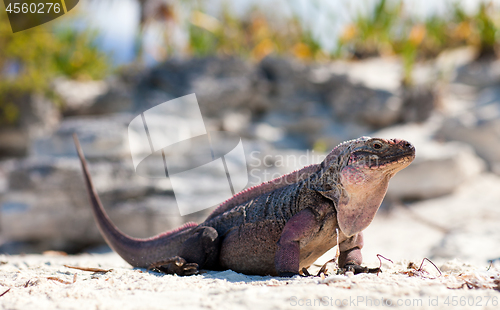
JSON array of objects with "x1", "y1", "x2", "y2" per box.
[{"x1": 73, "y1": 134, "x2": 198, "y2": 267}]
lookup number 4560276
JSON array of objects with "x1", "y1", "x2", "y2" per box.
[
  {"x1": 444, "y1": 296, "x2": 498, "y2": 307},
  {"x1": 6, "y1": 3, "x2": 62, "y2": 14}
]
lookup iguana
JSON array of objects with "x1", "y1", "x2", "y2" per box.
[{"x1": 74, "y1": 135, "x2": 415, "y2": 276}]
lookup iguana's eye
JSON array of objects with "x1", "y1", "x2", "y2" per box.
[{"x1": 373, "y1": 142, "x2": 383, "y2": 150}]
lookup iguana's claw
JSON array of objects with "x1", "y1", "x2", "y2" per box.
[
  {"x1": 148, "y1": 256, "x2": 200, "y2": 276},
  {"x1": 339, "y1": 264, "x2": 380, "y2": 275},
  {"x1": 301, "y1": 267, "x2": 312, "y2": 277},
  {"x1": 279, "y1": 267, "x2": 316, "y2": 277},
  {"x1": 279, "y1": 272, "x2": 307, "y2": 278}
]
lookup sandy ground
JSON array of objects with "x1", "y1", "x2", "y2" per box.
[{"x1": 0, "y1": 252, "x2": 499, "y2": 310}]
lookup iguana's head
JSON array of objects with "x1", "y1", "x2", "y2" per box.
[
  {"x1": 340, "y1": 137, "x2": 415, "y2": 187},
  {"x1": 325, "y1": 137, "x2": 415, "y2": 236}
]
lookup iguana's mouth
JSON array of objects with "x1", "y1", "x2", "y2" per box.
[
  {"x1": 366, "y1": 150, "x2": 415, "y2": 169},
  {"x1": 351, "y1": 149, "x2": 415, "y2": 169}
]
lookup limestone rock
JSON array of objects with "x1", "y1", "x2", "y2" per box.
[
  {"x1": 375, "y1": 124, "x2": 486, "y2": 200},
  {"x1": 53, "y1": 78, "x2": 108, "y2": 113},
  {"x1": 136, "y1": 57, "x2": 271, "y2": 116},
  {"x1": 54, "y1": 77, "x2": 133, "y2": 116},
  {"x1": 327, "y1": 58, "x2": 438, "y2": 128},
  {"x1": 0, "y1": 156, "x2": 188, "y2": 252},
  {"x1": 328, "y1": 81, "x2": 403, "y2": 128},
  {"x1": 387, "y1": 141, "x2": 485, "y2": 199},
  {"x1": 31, "y1": 114, "x2": 133, "y2": 159},
  {"x1": 0, "y1": 94, "x2": 60, "y2": 157},
  {"x1": 328, "y1": 58, "x2": 402, "y2": 93},
  {"x1": 455, "y1": 59, "x2": 500, "y2": 87},
  {"x1": 437, "y1": 86, "x2": 500, "y2": 174}
]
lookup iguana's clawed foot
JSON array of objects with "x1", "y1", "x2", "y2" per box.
[
  {"x1": 339, "y1": 264, "x2": 380, "y2": 275},
  {"x1": 279, "y1": 265, "x2": 380, "y2": 277},
  {"x1": 278, "y1": 272, "x2": 303, "y2": 278},
  {"x1": 301, "y1": 267, "x2": 312, "y2": 277},
  {"x1": 147, "y1": 256, "x2": 200, "y2": 276},
  {"x1": 279, "y1": 268, "x2": 314, "y2": 278}
]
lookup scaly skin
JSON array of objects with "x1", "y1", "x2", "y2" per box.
[{"x1": 74, "y1": 135, "x2": 415, "y2": 276}]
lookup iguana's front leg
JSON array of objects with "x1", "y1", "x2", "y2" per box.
[
  {"x1": 275, "y1": 208, "x2": 320, "y2": 277},
  {"x1": 276, "y1": 211, "x2": 374, "y2": 277},
  {"x1": 338, "y1": 231, "x2": 363, "y2": 267},
  {"x1": 338, "y1": 232, "x2": 378, "y2": 274}
]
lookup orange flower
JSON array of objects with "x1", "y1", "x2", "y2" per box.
[
  {"x1": 252, "y1": 39, "x2": 275, "y2": 60},
  {"x1": 292, "y1": 42, "x2": 312, "y2": 59},
  {"x1": 409, "y1": 24, "x2": 426, "y2": 46},
  {"x1": 340, "y1": 24, "x2": 357, "y2": 42}
]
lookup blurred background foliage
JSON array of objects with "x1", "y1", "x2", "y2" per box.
[
  {"x1": 133, "y1": 0, "x2": 500, "y2": 86},
  {"x1": 337, "y1": 0, "x2": 500, "y2": 83},
  {"x1": 0, "y1": 14, "x2": 111, "y2": 125},
  {"x1": 2, "y1": 0, "x2": 500, "y2": 124},
  {"x1": 187, "y1": 6, "x2": 324, "y2": 60},
  {"x1": 146, "y1": 0, "x2": 500, "y2": 64}
]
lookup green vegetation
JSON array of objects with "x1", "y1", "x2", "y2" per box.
[
  {"x1": 0, "y1": 15, "x2": 111, "y2": 125},
  {"x1": 184, "y1": 0, "x2": 500, "y2": 84},
  {"x1": 339, "y1": 0, "x2": 500, "y2": 84},
  {"x1": 337, "y1": 0, "x2": 402, "y2": 58},
  {"x1": 187, "y1": 6, "x2": 324, "y2": 61}
]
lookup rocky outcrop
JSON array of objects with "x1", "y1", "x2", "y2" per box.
[
  {"x1": 31, "y1": 114, "x2": 133, "y2": 159},
  {"x1": 375, "y1": 124, "x2": 486, "y2": 200},
  {"x1": 0, "y1": 156, "x2": 207, "y2": 252},
  {"x1": 387, "y1": 141, "x2": 485, "y2": 200},
  {"x1": 54, "y1": 77, "x2": 133, "y2": 116},
  {"x1": 437, "y1": 85, "x2": 500, "y2": 175},
  {"x1": 0, "y1": 94, "x2": 60, "y2": 157}
]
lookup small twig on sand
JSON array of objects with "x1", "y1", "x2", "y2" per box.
[
  {"x1": 404, "y1": 258, "x2": 442, "y2": 279},
  {"x1": 47, "y1": 277, "x2": 74, "y2": 285},
  {"x1": 64, "y1": 265, "x2": 112, "y2": 273},
  {"x1": 47, "y1": 273, "x2": 78, "y2": 285},
  {"x1": 0, "y1": 288, "x2": 11, "y2": 297},
  {"x1": 487, "y1": 260, "x2": 494, "y2": 271},
  {"x1": 419, "y1": 258, "x2": 442, "y2": 278},
  {"x1": 376, "y1": 254, "x2": 393, "y2": 276}
]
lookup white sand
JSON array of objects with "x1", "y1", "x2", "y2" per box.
[{"x1": 0, "y1": 252, "x2": 499, "y2": 310}]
